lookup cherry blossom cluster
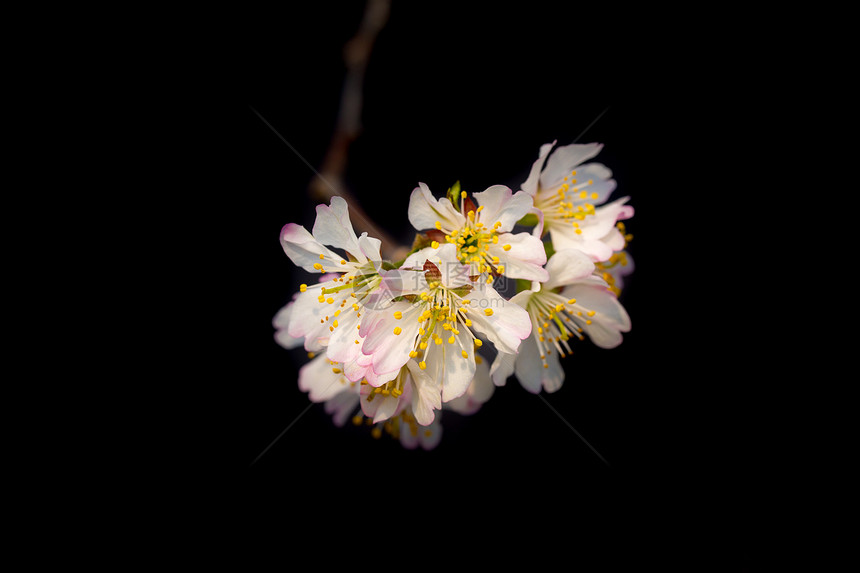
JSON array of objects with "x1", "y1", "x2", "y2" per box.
[{"x1": 273, "y1": 141, "x2": 633, "y2": 449}]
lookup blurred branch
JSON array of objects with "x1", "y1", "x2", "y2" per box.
[{"x1": 309, "y1": 0, "x2": 409, "y2": 261}]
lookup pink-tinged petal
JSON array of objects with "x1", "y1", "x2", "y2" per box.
[
  {"x1": 472, "y1": 185, "x2": 534, "y2": 233},
  {"x1": 272, "y1": 303, "x2": 303, "y2": 349},
  {"x1": 542, "y1": 249, "x2": 596, "y2": 291},
  {"x1": 406, "y1": 360, "x2": 442, "y2": 426},
  {"x1": 521, "y1": 141, "x2": 555, "y2": 196},
  {"x1": 539, "y1": 143, "x2": 604, "y2": 192},
  {"x1": 324, "y1": 391, "x2": 360, "y2": 427},
  {"x1": 288, "y1": 277, "x2": 351, "y2": 351},
  {"x1": 280, "y1": 223, "x2": 344, "y2": 273},
  {"x1": 578, "y1": 197, "x2": 633, "y2": 245},
  {"x1": 467, "y1": 285, "x2": 532, "y2": 355},
  {"x1": 360, "y1": 300, "x2": 423, "y2": 378},
  {"x1": 407, "y1": 182, "x2": 465, "y2": 232},
  {"x1": 400, "y1": 414, "x2": 443, "y2": 450},
  {"x1": 312, "y1": 195, "x2": 366, "y2": 263},
  {"x1": 342, "y1": 357, "x2": 371, "y2": 383},
  {"x1": 487, "y1": 232, "x2": 548, "y2": 282},
  {"x1": 299, "y1": 354, "x2": 352, "y2": 402},
  {"x1": 323, "y1": 304, "x2": 363, "y2": 364},
  {"x1": 362, "y1": 367, "x2": 399, "y2": 387}
]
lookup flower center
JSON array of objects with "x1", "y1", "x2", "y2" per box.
[
  {"x1": 527, "y1": 290, "x2": 598, "y2": 368},
  {"x1": 535, "y1": 171, "x2": 599, "y2": 233},
  {"x1": 435, "y1": 192, "x2": 510, "y2": 280}
]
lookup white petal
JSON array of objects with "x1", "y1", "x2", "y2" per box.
[
  {"x1": 542, "y1": 249, "x2": 595, "y2": 290},
  {"x1": 472, "y1": 185, "x2": 534, "y2": 233},
  {"x1": 299, "y1": 354, "x2": 351, "y2": 402},
  {"x1": 280, "y1": 223, "x2": 344, "y2": 273},
  {"x1": 445, "y1": 355, "x2": 494, "y2": 415},
  {"x1": 406, "y1": 360, "x2": 442, "y2": 426},
  {"x1": 561, "y1": 282, "x2": 631, "y2": 349},
  {"x1": 422, "y1": 322, "x2": 476, "y2": 403},
  {"x1": 548, "y1": 225, "x2": 614, "y2": 262},
  {"x1": 490, "y1": 352, "x2": 515, "y2": 387},
  {"x1": 512, "y1": 335, "x2": 543, "y2": 394},
  {"x1": 578, "y1": 197, "x2": 633, "y2": 246},
  {"x1": 520, "y1": 141, "x2": 555, "y2": 196},
  {"x1": 324, "y1": 391, "x2": 360, "y2": 427},
  {"x1": 539, "y1": 143, "x2": 604, "y2": 192},
  {"x1": 360, "y1": 385, "x2": 401, "y2": 424},
  {"x1": 322, "y1": 304, "x2": 363, "y2": 364},
  {"x1": 407, "y1": 182, "x2": 465, "y2": 232},
  {"x1": 358, "y1": 232, "x2": 382, "y2": 262},
  {"x1": 565, "y1": 162, "x2": 616, "y2": 206},
  {"x1": 487, "y1": 232, "x2": 548, "y2": 282},
  {"x1": 312, "y1": 195, "x2": 366, "y2": 263},
  {"x1": 287, "y1": 279, "x2": 343, "y2": 351},
  {"x1": 467, "y1": 284, "x2": 532, "y2": 355},
  {"x1": 272, "y1": 303, "x2": 304, "y2": 349}
]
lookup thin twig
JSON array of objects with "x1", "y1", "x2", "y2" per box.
[{"x1": 309, "y1": 0, "x2": 409, "y2": 261}]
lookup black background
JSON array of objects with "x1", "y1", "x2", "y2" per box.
[{"x1": 222, "y1": 2, "x2": 762, "y2": 504}]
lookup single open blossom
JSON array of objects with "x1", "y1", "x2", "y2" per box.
[
  {"x1": 279, "y1": 196, "x2": 385, "y2": 367},
  {"x1": 357, "y1": 243, "x2": 531, "y2": 418},
  {"x1": 521, "y1": 142, "x2": 633, "y2": 262},
  {"x1": 407, "y1": 183, "x2": 548, "y2": 283},
  {"x1": 491, "y1": 249, "x2": 631, "y2": 393}
]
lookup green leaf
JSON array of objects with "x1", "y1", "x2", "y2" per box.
[
  {"x1": 543, "y1": 240, "x2": 555, "y2": 260},
  {"x1": 515, "y1": 278, "x2": 532, "y2": 293},
  {"x1": 516, "y1": 213, "x2": 539, "y2": 227}
]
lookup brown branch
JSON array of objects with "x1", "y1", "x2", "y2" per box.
[{"x1": 308, "y1": 0, "x2": 409, "y2": 262}]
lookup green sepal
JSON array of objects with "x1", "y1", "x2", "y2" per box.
[{"x1": 446, "y1": 181, "x2": 462, "y2": 205}]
